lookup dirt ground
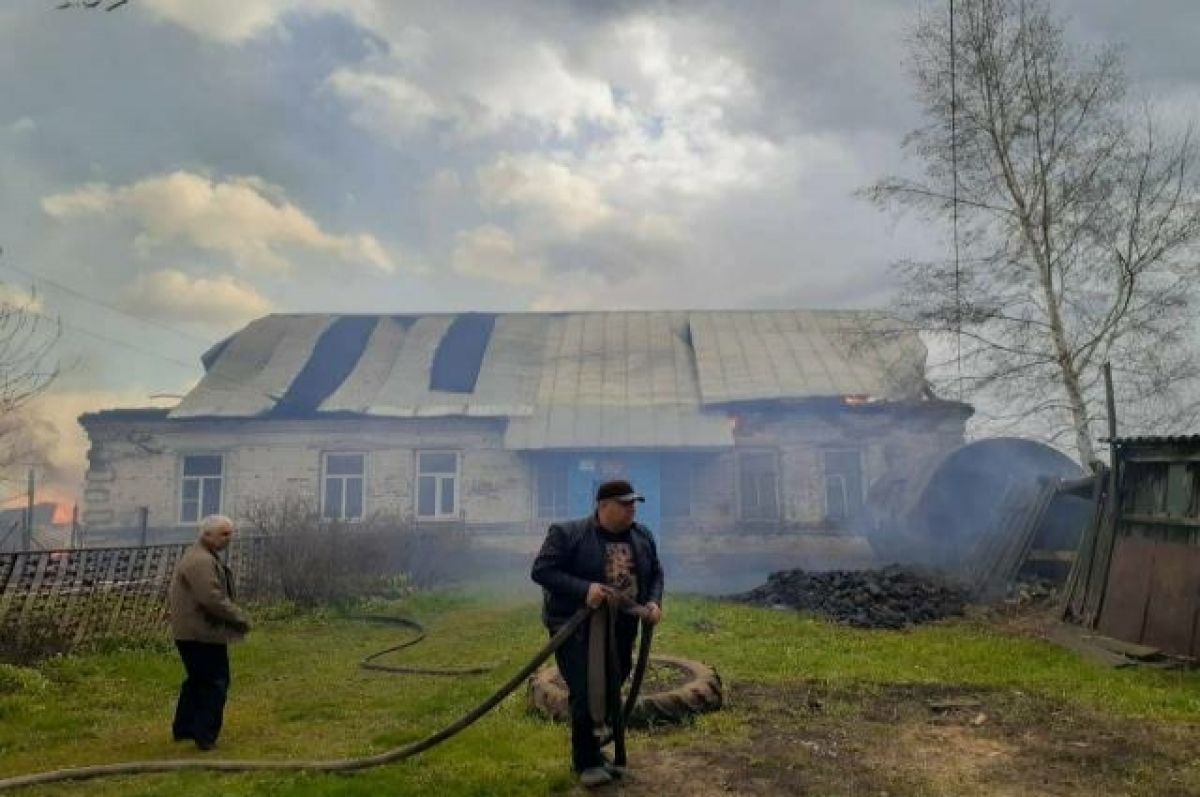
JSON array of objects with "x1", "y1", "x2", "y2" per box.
[{"x1": 572, "y1": 681, "x2": 1200, "y2": 796}]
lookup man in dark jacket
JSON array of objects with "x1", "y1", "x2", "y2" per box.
[
  {"x1": 531, "y1": 479, "x2": 664, "y2": 788},
  {"x1": 168, "y1": 514, "x2": 251, "y2": 751}
]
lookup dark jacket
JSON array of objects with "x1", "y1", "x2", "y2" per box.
[{"x1": 531, "y1": 514, "x2": 665, "y2": 629}]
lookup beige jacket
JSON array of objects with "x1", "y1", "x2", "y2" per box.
[{"x1": 168, "y1": 542, "x2": 251, "y2": 644}]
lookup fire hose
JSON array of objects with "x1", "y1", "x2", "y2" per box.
[{"x1": 0, "y1": 602, "x2": 654, "y2": 792}]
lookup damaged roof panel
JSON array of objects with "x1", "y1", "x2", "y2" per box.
[
  {"x1": 429, "y1": 313, "x2": 496, "y2": 393},
  {"x1": 170, "y1": 315, "x2": 335, "y2": 418},
  {"x1": 320, "y1": 316, "x2": 412, "y2": 414},
  {"x1": 322, "y1": 314, "x2": 547, "y2": 417},
  {"x1": 168, "y1": 310, "x2": 931, "y2": 426},
  {"x1": 272, "y1": 316, "x2": 379, "y2": 417}
]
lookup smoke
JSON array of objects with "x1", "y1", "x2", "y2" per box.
[
  {"x1": 0, "y1": 389, "x2": 176, "y2": 510},
  {"x1": 857, "y1": 438, "x2": 1089, "y2": 578}
]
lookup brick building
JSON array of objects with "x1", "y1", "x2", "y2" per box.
[{"x1": 79, "y1": 311, "x2": 971, "y2": 586}]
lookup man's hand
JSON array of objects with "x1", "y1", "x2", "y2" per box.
[
  {"x1": 644, "y1": 602, "x2": 663, "y2": 626},
  {"x1": 586, "y1": 583, "x2": 613, "y2": 609}
]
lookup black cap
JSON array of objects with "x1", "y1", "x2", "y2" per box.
[{"x1": 595, "y1": 479, "x2": 645, "y2": 503}]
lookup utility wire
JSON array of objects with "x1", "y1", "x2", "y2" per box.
[
  {"x1": 0, "y1": 255, "x2": 283, "y2": 404},
  {"x1": 950, "y1": 0, "x2": 964, "y2": 401},
  {"x1": 0, "y1": 256, "x2": 286, "y2": 405},
  {"x1": 24, "y1": 304, "x2": 200, "y2": 372},
  {"x1": 19, "y1": 304, "x2": 282, "y2": 406},
  {"x1": 0, "y1": 258, "x2": 214, "y2": 347}
]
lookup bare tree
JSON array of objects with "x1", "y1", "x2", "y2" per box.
[
  {"x1": 0, "y1": 285, "x2": 60, "y2": 477},
  {"x1": 865, "y1": 0, "x2": 1200, "y2": 463},
  {"x1": 54, "y1": 1, "x2": 129, "y2": 10}
]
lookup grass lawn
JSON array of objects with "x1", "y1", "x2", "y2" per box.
[{"x1": 1, "y1": 592, "x2": 1198, "y2": 796}]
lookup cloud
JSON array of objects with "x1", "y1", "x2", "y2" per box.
[
  {"x1": 119, "y1": 269, "x2": 273, "y2": 327},
  {"x1": 43, "y1": 171, "x2": 395, "y2": 274},
  {"x1": 451, "y1": 225, "x2": 543, "y2": 285},
  {"x1": 6, "y1": 116, "x2": 35, "y2": 135},
  {"x1": 140, "y1": 0, "x2": 360, "y2": 44},
  {"x1": 325, "y1": 39, "x2": 619, "y2": 141},
  {"x1": 478, "y1": 154, "x2": 613, "y2": 234},
  {"x1": 323, "y1": 69, "x2": 444, "y2": 135}
]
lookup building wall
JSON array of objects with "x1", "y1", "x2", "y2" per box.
[
  {"x1": 79, "y1": 404, "x2": 968, "y2": 576},
  {"x1": 79, "y1": 417, "x2": 531, "y2": 537}
]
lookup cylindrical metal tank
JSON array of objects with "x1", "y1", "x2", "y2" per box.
[{"x1": 863, "y1": 438, "x2": 1091, "y2": 578}]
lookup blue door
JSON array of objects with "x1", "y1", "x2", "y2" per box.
[{"x1": 566, "y1": 453, "x2": 662, "y2": 534}]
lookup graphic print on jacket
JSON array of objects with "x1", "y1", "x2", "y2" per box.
[{"x1": 603, "y1": 531, "x2": 639, "y2": 603}]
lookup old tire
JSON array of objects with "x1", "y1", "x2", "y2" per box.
[{"x1": 526, "y1": 655, "x2": 723, "y2": 726}]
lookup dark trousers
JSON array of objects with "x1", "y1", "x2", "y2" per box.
[
  {"x1": 172, "y1": 640, "x2": 230, "y2": 745},
  {"x1": 552, "y1": 616, "x2": 637, "y2": 773}
]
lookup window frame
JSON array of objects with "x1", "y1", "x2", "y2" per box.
[
  {"x1": 416, "y1": 450, "x2": 461, "y2": 520},
  {"x1": 321, "y1": 451, "x2": 367, "y2": 522},
  {"x1": 736, "y1": 449, "x2": 781, "y2": 522},
  {"x1": 179, "y1": 453, "x2": 225, "y2": 524},
  {"x1": 534, "y1": 456, "x2": 570, "y2": 520},
  {"x1": 822, "y1": 448, "x2": 865, "y2": 523},
  {"x1": 661, "y1": 455, "x2": 696, "y2": 520}
]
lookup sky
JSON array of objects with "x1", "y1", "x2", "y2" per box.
[{"x1": 1, "y1": 0, "x2": 1198, "y2": 501}]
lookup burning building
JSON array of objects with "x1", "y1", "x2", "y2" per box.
[{"x1": 78, "y1": 311, "x2": 971, "y2": 586}]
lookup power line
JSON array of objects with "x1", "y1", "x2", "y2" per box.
[
  {"x1": 0, "y1": 258, "x2": 281, "y2": 404},
  {"x1": 0, "y1": 259, "x2": 214, "y2": 348},
  {"x1": 24, "y1": 304, "x2": 200, "y2": 372},
  {"x1": 19, "y1": 304, "x2": 282, "y2": 406},
  {"x1": 950, "y1": 0, "x2": 964, "y2": 401}
]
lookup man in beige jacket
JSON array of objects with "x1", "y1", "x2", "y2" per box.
[{"x1": 168, "y1": 514, "x2": 251, "y2": 750}]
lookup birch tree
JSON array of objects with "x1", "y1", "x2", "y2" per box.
[{"x1": 865, "y1": 0, "x2": 1200, "y2": 464}]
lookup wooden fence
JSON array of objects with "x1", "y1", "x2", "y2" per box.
[{"x1": 0, "y1": 538, "x2": 273, "y2": 661}]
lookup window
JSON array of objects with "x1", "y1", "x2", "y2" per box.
[
  {"x1": 824, "y1": 449, "x2": 864, "y2": 522},
  {"x1": 322, "y1": 453, "x2": 365, "y2": 521},
  {"x1": 181, "y1": 454, "x2": 223, "y2": 523},
  {"x1": 661, "y1": 457, "x2": 695, "y2": 519},
  {"x1": 738, "y1": 451, "x2": 779, "y2": 521},
  {"x1": 417, "y1": 451, "x2": 459, "y2": 519},
  {"x1": 535, "y1": 457, "x2": 569, "y2": 519}
]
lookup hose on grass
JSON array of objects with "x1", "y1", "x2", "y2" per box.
[
  {"x1": 356, "y1": 615, "x2": 493, "y2": 676},
  {"x1": 0, "y1": 604, "x2": 654, "y2": 791}
]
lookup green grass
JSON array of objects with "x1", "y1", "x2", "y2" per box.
[{"x1": 0, "y1": 593, "x2": 1197, "y2": 796}]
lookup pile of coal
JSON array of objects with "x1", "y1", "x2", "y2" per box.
[{"x1": 733, "y1": 566, "x2": 969, "y2": 629}]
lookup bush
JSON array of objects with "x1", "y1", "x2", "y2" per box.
[
  {"x1": 0, "y1": 609, "x2": 76, "y2": 665},
  {"x1": 241, "y1": 498, "x2": 469, "y2": 605}
]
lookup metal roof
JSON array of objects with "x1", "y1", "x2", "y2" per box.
[
  {"x1": 689, "y1": 310, "x2": 925, "y2": 404},
  {"x1": 165, "y1": 310, "x2": 931, "y2": 446},
  {"x1": 1112, "y1": 435, "x2": 1200, "y2": 446},
  {"x1": 172, "y1": 315, "x2": 335, "y2": 418}
]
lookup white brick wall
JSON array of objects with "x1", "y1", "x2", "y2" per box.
[
  {"x1": 80, "y1": 404, "x2": 967, "y2": 536},
  {"x1": 79, "y1": 417, "x2": 530, "y2": 531}
]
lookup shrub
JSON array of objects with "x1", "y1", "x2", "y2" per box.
[
  {"x1": 241, "y1": 497, "x2": 468, "y2": 605},
  {"x1": 0, "y1": 609, "x2": 76, "y2": 666}
]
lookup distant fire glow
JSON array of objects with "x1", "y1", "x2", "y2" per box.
[{"x1": 842, "y1": 394, "x2": 871, "y2": 406}]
